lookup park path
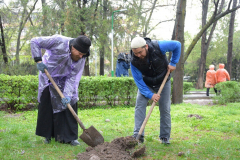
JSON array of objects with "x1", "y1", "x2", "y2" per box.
[{"x1": 183, "y1": 91, "x2": 215, "y2": 105}]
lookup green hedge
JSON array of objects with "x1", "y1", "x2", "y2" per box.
[
  {"x1": 0, "y1": 74, "x2": 194, "y2": 110},
  {"x1": 183, "y1": 82, "x2": 193, "y2": 94},
  {"x1": 0, "y1": 74, "x2": 39, "y2": 110},
  {"x1": 170, "y1": 78, "x2": 193, "y2": 94},
  {"x1": 0, "y1": 75, "x2": 138, "y2": 109},
  {"x1": 78, "y1": 76, "x2": 137, "y2": 107},
  {"x1": 214, "y1": 81, "x2": 240, "y2": 104}
]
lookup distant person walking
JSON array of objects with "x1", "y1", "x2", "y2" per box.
[
  {"x1": 115, "y1": 52, "x2": 131, "y2": 77},
  {"x1": 215, "y1": 63, "x2": 230, "y2": 95},
  {"x1": 216, "y1": 63, "x2": 230, "y2": 83},
  {"x1": 205, "y1": 65, "x2": 217, "y2": 96}
]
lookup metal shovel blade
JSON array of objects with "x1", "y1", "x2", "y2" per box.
[{"x1": 79, "y1": 125, "x2": 104, "y2": 147}]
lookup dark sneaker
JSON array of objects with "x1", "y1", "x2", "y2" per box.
[
  {"x1": 44, "y1": 138, "x2": 51, "y2": 144},
  {"x1": 70, "y1": 140, "x2": 80, "y2": 146},
  {"x1": 132, "y1": 135, "x2": 144, "y2": 143},
  {"x1": 160, "y1": 138, "x2": 170, "y2": 144}
]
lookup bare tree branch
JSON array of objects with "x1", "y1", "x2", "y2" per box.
[
  {"x1": 183, "y1": 2, "x2": 240, "y2": 62},
  {"x1": 155, "y1": 4, "x2": 176, "y2": 7},
  {"x1": 206, "y1": 0, "x2": 225, "y2": 46},
  {"x1": 227, "y1": 0, "x2": 233, "y2": 10},
  {"x1": 147, "y1": 19, "x2": 175, "y2": 34}
]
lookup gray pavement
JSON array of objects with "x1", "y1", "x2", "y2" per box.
[
  {"x1": 183, "y1": 91, "x2": 215, "y2": 105},
  {"x1": 183, "y1": 91, "x2": 215, "y2": 100}
]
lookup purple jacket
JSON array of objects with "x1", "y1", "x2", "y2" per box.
[{"x1": 31, "y1": 35, "x2": 85, "y2": 113}]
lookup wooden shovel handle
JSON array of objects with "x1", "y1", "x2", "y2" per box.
[
  {"x1": 44, "y1": 69, "x2": 86, "y2": 130},
  {"x1": 136, "y1": 69, "x2": 171, "y2": 140}
]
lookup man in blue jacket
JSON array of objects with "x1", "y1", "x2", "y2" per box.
[{"x1": 130, "y1": 37, "x2": 181, "y2": 144}]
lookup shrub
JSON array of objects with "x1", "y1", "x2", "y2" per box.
[
  {"x1": 214, "y1": 81, "x2": 240, "y2": 104},
  {"x1": 0, "y1": 75, "x2": 137, "y2": 109},
  {"x1": 183, "y1": 82, "x2": 193, "y2": 94},
  {"x1": 78, "y1": 76, "x2": 137, "y2": 107},
  {"x1": 0, "y1": 74, "x2": 197, "y2": 110},
  {"x1": 170, "y1": 78, "x2": 193, "y2": 94},
  {"x1": 0, "y1": 74, "x2": 38, "y2": 110}
]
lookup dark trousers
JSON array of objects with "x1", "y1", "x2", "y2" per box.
[
  {"x1": 36, "y1": 87, "x2": 78, "y2": 143},
  {"x1": 206, "y1": 88, "x2": 217, "y2": 96}
]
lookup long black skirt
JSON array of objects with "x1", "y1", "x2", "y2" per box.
[{"x1": 36, "y1": 86, "x2": 78, "y2": 143}]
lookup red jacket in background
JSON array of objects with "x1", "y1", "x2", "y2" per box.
[
  {"x1": 216, "y1": 63, "x2": 230, "y2": 83},
  {"x1": 205, "y1": 65, "x2": 216, "y2": 88}
]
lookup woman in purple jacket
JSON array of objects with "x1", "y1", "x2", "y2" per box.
[{"x1": 31, "y1": 35, "x2": 91, "y2": 146}]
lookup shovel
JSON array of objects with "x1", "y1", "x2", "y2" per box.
[
  {"x1": 44, "y1": 69, "x2": 104, "y2": 147},
  {"x1": 136, "y1": 69, "x2": 171, "y2": 141}
]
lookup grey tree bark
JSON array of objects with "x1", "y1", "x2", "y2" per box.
[
  {"x1": 99, "y1": 0, "x2": 108, "y2": 75},
  {"x1": 196, "y1": 0, "x2": 225, "y2": 89},
  {"x1": 0, "y1": 15, "x2": 8, "y2": 64},
  {"x1": 41, "y1": 0, "x2": 48, "y2": 36},
  {"x1": 172, "y1": 0, "x2": 186, "y2": 104},
  {"x1": 227, "y1": 0, "x2": 237, "y2": 77},
  {"x1": 16, "y1": 0, "x2": 38, "y2": 65},
  {"x1": 196, "y1": 0, "x2": 209, "y2": 89}
]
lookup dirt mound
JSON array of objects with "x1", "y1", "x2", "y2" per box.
[
  {"x1": 77, "y1": 136, "x2": 145, "y2": 160},
  {"x1": 188, "y1": 114, "x2": 203, "y2": 119}
]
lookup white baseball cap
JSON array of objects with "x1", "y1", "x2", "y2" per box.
[{"x1": 131, "y1": 37, "x2": 146, "y2": 49}]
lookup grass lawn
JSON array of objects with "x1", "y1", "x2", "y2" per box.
[{"x1": 0, "y1": 102, "x2": 240, "y2": 159}]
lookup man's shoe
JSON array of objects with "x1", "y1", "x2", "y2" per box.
[
  {"x1": 161, "y1": 138, "x2": 170, "y2": 144},
  {"x1": 70, "y1": 140, "x2": 80, "y2": 146},
  {"x1": 44, "y1": 138, "x2": 51, "y2": 144},
  {"x1": 132, "y1": 135, "x2": 144, "y2": 143}
]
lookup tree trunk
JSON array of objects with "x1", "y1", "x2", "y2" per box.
[
  {"x1": 16, "y1": 16, "x2": 24, "y2": 65},
  {"x1": 196, "y1": 0, "x2": 209, "y2": 89},
  {"x1": 99, "y1": 0, "x2": 108, "y2": 75},
  {"x1": 41, "y1": 0, "x2": 48, "y2": 36},
  {"x1": 84, "y1": 57, "x2": 90, "y2": 76},
  {"x1": 87, "y1": 0, "x2": 99, "y2": 76},
  {"x1": 0, "y1": 16, "x2": 8, "y2": 63},
  {"x1": 196, "y1": 0, "x2": 225, "y2": 89},
  {"x1": 227, "y1": 0, "x2": 237, "y2": 77},
  {"x1": 99, "y1": 46, "x2": 105, "y2": 75},
  {"x1": 15, "y1": 0, "x2": 38, "y2": 65},
  {"x1": 143, "y1": 0, "x2": 157, "y2": 37},
  {"x1": 172, "y1": 0, "x2": 186, "y2": 104}
]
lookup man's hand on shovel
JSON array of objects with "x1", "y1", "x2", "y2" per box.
[
  {"x1": 151, "y1": 94, "x2": 160, "y2": 103},
  {"x1": 168, "y1": 65, "x2": 176, "y2": 72}
]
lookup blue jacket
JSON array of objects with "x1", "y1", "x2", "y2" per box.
[{"x1": 116, "y1": 60, "x2": 130, "y2": 77}]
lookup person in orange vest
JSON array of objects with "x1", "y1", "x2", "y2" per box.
[
  {"x1": 216, "y1": 63, "x2": 230, "y2": 83},
  {"x1": 205, "y1": 65, "x2": 217, "y2": 96}
]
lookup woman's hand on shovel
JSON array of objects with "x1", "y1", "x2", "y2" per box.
[
  {"x1": 61, "y1": 97, "x2": 71, "y2": 109},
  {"x1": 37, "y1": 61, "x2": 48, "y2": 73}
]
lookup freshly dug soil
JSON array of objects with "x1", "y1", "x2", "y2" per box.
[{"x1": 77, "y1": 136, "x2": 145, "y2": 160}]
